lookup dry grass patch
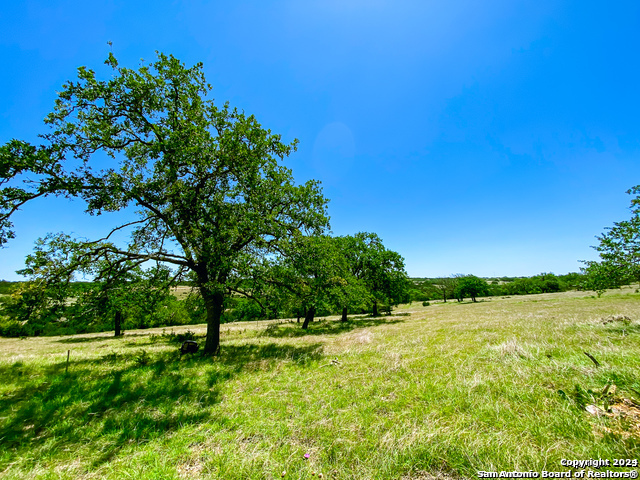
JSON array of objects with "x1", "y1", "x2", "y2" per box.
[{"x1": 492, "y1": 338, "x2": 534, "y2": 359}]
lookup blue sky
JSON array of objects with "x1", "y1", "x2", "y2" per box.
[{"x1": 1, "y1": 0, "x2": 640, "y2": 280}]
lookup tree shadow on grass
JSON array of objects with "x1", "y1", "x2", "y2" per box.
[
  {"x1": 55, "y1": 334, "x2": 123, "y2": 344},
  {"x1": 0, "y1": 359, "x2": 214, "y2": 466},
  {"x1": 260, "y1": 316, "x2": 406, "y2": 338},
  {"x1": 54, "y1": 330, "x2": 177, "y2": 344},
  {"x1": 217, "y1": 342, "x2": 324, "y2": 368},
  {"x1": 0, "y1": 341, "x2": 324, "y2": 470}
]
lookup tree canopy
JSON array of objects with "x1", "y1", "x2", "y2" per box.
[
  {"x1": 455, "y1": 275, "x2": 489, "y2": 302},
  {"x1": 0, "y1": 52, "x2": 329, "y2": 353},
  {"x1": 582, "y1": 185, "x2": 640, "y2": 294},
  {"x1": 252, "y1": 232, "x2": 408, "y2": 328},
  {"x1": 346, "y1": 232, "x2": 409, "y2": 315}
]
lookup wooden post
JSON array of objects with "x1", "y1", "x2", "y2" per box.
[{"x1": 65, "y1": 350, "x2": 70, "y2": 374}]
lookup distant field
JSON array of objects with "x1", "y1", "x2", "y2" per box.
[
  {"x1": 1, "y1": 288, "x2": 638, "y2": 479},
  {"x1": 171, "y1": 285, "x2": 199, "y2": 299}
]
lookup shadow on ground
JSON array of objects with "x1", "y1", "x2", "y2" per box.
[
  {"x1": 0, "y1": 341, "x2": 322, "y2": 469},
  {"x1": 260, "y1": 316, "x2": 406, "y2": 338},
  {"x1": 54, "y1": 330, "x2": 189, "y2": 344},
  {"x1": 218, "y1": 342, "x2": 323, "y2": 367},
  {"x1": 55, "y1": 334, "x2": 132, "y2": 344}
]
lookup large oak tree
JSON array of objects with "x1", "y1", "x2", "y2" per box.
[{"x1": 0, "y1": 52, "x2": 329, "y2": 353}]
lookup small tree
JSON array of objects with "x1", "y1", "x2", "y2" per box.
[
  {"x1": 331, "y1": 235, "x2": 372, "y2": 321},
  {"x1": 456, "y1": 275, "x2": 489, "y2": 302},
  {"x1": 433, "y1": 276, "x2": 458, "y2": 303},
  {"x1": 265, "y1": 234, "x2": 347, "y2": 329},
  {"x1": 351, "y1": 233, "x2": 409, "y2": 316}
]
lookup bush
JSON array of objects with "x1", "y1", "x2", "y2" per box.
[
  {"x1": 0, "y1": 281, "x2": 16, "y2": 295},
  {"x1": 227, "y1": 297, "x2": 263, "y2": 322},
  {"x1": 146, "y1": 296, "x2": 190, "y2": 327},
  {"x1": 422, "y1": 301, "x2": 430, "y2": 306},
  {"x1": 135, "y1": 349, "x2": 150, "y2": 366},
  {"x1": 0, "y1": 317, "x2": 27, "y2": 337}
]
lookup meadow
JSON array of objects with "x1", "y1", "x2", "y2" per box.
[{"x1": 0, "y1": 288, "x2": 638, "y2": 479}]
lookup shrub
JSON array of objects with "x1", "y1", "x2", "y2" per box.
[
  {"x1": 135, "y1": 349, "x2": 150, "y2": 366},
  {"x1": 0, "y1": 317, "x2": 26, "y2": 337},
  {"x1": 228, "y1": 297, "x2": 263, "y2": 322}
]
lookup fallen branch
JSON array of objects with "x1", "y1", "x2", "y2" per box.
[{"x1": 584, "y1": 351, "x2": 600, "y2": 367}]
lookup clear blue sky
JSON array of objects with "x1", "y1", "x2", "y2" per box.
[{"x1": 1, "y1": 0, "x2": 640, "y2": 280}]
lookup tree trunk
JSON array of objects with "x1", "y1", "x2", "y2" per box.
[
  {"x1": 202, "y1": 289, "x2": 224, "y2": 355},
  {"x1": 372, "y1": 299, "x2": 378, "y2": 317},
  {"x1": 341, "y1": 306, "x2": 348, "y2": 322},
  {"x1": 472, "y1": 296, "x2": 477, "y2": 302},
  {"x1": 443, "y1": 290, "x2": 447, "y2": 303},
  {"x1": 114, "y1": 310, "x2": 123, "y2": 337},
  {"x1": 302, "y1": 306, "x2": 315, "y2": 329}
]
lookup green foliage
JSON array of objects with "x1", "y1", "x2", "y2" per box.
[
  {"x1": 500, "y1": 273, "x2": 569, "y2": 296},
  {"x1": 0, "y1": 52, "x2": 329, "y2": 352},
  {"x1": 134, "y1": 349, "x2": 150, "y2": 366},
  {"x1": 0, "y1": 280, "x2": 16, "y2": 295},
  {"x1": 414, "y1": 273, "x2": 580, "y2": 302},
  {"x1": 260, "y1": 234, "x2": 349, "y2": 328},
  {"x1": 582, "y1": 186, "x2": 640, "y2": 293},
  {"x1": 581, "y1": 261, "x2": 631, "y2": 297},
  {"x1": 183, "y1": 291, "x2": 206, "y2": 325},
  {"x1": 226, "y1": 297, "x2": 263, "y2": 322},
  {"x1": 139, "y1": 295, "x2": 192, "y2": 329},
  {"x1": 559, "y1": 272, "x2": 584, "y2": 290},
  {"x1": 341, "y1": 232, "x2": 409, "y2": 315},
  {"x1": 0, "y1": 316, "x2": 25, "y2": 337},
  {"x1": 233, "y1": 232, "x2": 409, "y2": 325},
  {"x1": 455, "y1": 275, "x2": 489, "y2": 302},
  {"x1": 431, "y1": 275, "x2": 461, "y2": 302},
  {"x1": 0, "y1": 281, "x2": 67, "y2": 336},
  {"x1": 408, "y1": 282, "x2": 439, "y2": 302},
  {"x1": 0, "y1": 254, "x2": 205, "y2": 336}
]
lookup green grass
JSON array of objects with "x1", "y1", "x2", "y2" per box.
[{"x1": 1, "y1": 288, "x2": 639, "y2": 479}]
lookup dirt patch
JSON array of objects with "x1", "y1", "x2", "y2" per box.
[
  {"x1": 586, "y1": 388, "x2": 640, "y2": 439},
  {"x1": 600, "y1": 314, "x2": 633, "y2": 325}
]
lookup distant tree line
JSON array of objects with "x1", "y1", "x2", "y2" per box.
[
  {"x1": 1, "y1": 269, "x2": 589, "y2": 337},
  {"x1": 406, "y1": 272, "x2": 585, "y2": 304}
]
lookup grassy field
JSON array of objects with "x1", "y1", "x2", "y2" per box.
[{"x1": 0, "y1": 288, "x2": 639, "y2": 479}]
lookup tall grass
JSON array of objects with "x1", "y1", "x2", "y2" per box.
[{"x1": 0, "y1": 288, "x2": 638, "y2": 479}]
